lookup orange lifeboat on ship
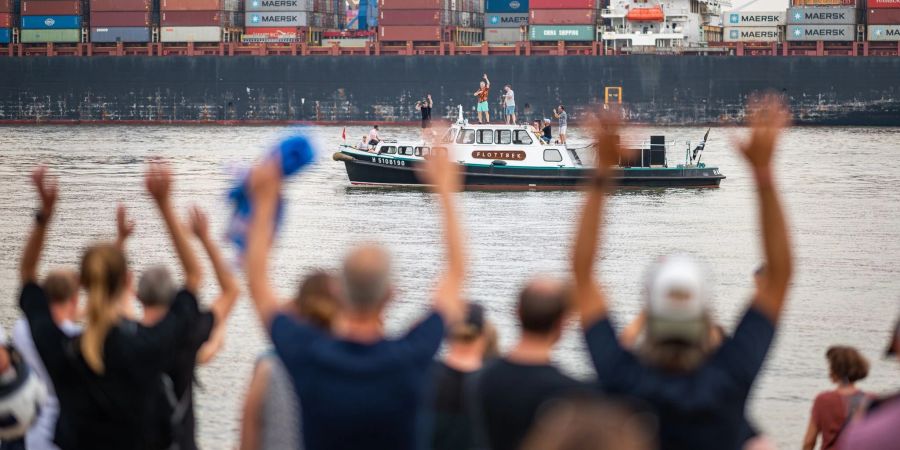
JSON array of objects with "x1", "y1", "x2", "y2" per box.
[{"x1": 626, "y1": 6, "x2": 664, "y2": 22}]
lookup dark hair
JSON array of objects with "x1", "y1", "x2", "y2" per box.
[
  {"x1": 559, "y1": 105, "x2": 565, "y2": 110},
  {"x1": 294, "y1": 271, "x2": 340, "y2": 329},
  {"x1": 517, "y1": 282, "x2": 570, "y2": 334},
  {"x1": 826, "y1": 346, "x2": 869, "y2": 383},
  {"x1": 374, "y1": 125, "x2": 379, "y2": 129},
  {"x1": 42, "y1": 270, "x2": 79, "y2": 305}
]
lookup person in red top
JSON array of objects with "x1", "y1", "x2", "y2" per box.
[
  {"x1": 473, "y1": 74, "x2": 490, "y2": 124},
  {"x1": 802, "y1": 346, "x2": 870, "y2": 450}
]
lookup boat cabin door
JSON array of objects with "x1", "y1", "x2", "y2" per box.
[{"x1": 604, "y1": 87, "x2": 622, "y2": 105}]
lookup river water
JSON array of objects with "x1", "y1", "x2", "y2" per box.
[{"x1": 0, "y1": 125, "x2": 898, "y2": 449}]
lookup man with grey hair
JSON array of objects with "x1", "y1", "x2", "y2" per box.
[{"x1": 244, "y1": 147, "x2": 468, "y2": 450}]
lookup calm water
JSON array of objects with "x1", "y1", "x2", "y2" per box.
[{"x1": 0, "y1": 125, "x2": 899, "y2": 449}]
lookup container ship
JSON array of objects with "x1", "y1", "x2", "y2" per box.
[{"x1": 0, "y1": 0, "x2": 898, "y2": 125}]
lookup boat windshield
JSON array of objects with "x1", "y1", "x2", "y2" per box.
[
  {"x1": 441, "y1": 128, "x2": 458, "y2": 144},
  {"x1": 456, "y1": 129, "x2": 476, "y2": 144}
]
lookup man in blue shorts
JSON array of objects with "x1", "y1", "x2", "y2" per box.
[{"x1": 503, "y1": 85, "x2": 516, "y2": 124}]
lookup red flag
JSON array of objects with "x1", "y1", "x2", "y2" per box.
[{"x1": 341, "y1": 127, "x2": 346, "y2": 141}]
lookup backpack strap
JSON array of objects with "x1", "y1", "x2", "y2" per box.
[{"x1": 825, "y1": 391, "x2": 866, "y2": 449}]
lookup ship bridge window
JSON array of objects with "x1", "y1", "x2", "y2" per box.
[
  {"x1": 495, "y1": 130, "x2": 512, "y2": 144},
  {"x1": 380, "y1": 146, "x2": 397, "y2": 155},
  {"x1": 513, "y1": 130, "x2": 533, "y2": 145},
  {"x1": 399, "y1": 146, "x2": 414, "y2": 156},
  {"x1": 477, "y1": 130, "x2": 494, "y2": 144},
  {"x1": 456, "y1": 129, "x2": 476, "y2": 145},
  {"x1": 414, "y1": 146, "x2": 430, "y2": 157},
  {"x1": 544, "y1": 149, "x2": 563, "y2": 163}
]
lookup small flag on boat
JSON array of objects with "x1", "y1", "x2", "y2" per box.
[{"x1": 341, "y1": 127, "x2": 346, "y2": 141}]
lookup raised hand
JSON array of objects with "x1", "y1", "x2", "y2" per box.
[
  {"x1": 188, "y1": 205, "x2": 210, "y2": 240},
  {"x1": 589, "y1": 109, "x2": 625, "y2": 177},
  {"x1": 737, "y1": 94, "x2": 790, "y2": 171},
  {"x1": 248, "y1": 159, "x2": 282, "y2": 202},
  {"x1": 116, "y1": 204, "x2": 135, "y2": 242},
  {"x1": 417, "y1": 148, "x2": 463, "y2": 194},
  {"x1": 31, "y1": 165, "x2": 58, "y2": 220},
  {"x1": 145, "y1": 161, "x2": 173, "y2": 205}
]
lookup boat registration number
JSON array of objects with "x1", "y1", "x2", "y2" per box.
[{"x1": 373, "y1": 157, "x2": 406, "y2": 167}]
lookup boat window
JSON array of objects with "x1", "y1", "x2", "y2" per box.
[
  {"x1": 495, "y1": 129, "x2": 512, "y2": 144},
  {"x1": 441, "y1": 128, "x2": 457, "y2": 144},
  {"x1": 513, "y1": 130, "x2": 533, "y2": 145},
  {"x1": 477, "y1": 129, "x2": 494, "y2": 144},
  {"x1": 399, "y1": 146, "x2": 414, "y2": 156},
  {"x1": 380, "y1": 146, "x2": 396, "y2": 155},
  {"x1": 456, "y1": 129, "x2": 476, "y2": 145},
  {"x1": 544, "y1": 149, "x2": 563, "y2": 162},
  {"x1": 414, "y1": 146, "x2": 430, "y2": 156}
]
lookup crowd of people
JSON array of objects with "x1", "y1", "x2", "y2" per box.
[{"x1": 1, "y1": 95, "x2": 899, "y2": 450}]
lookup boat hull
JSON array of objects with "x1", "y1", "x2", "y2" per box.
[{"x1": 340, "y1": 152, "x2": 725, "y2": 189}]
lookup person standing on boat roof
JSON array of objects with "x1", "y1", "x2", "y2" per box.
[
  {"x1": 368, "y1": 125, "x2": 380, "y2": 148},
  {"x1": 503, "y1": 85, "x2": 516, "y2": 125},
  {"x1": 474, "y1": 74, "x2": 491, "y2": 124},
  {"x1": 417, "y1": 94, "x2": 433, "y2": 130},
  {"x1": 553, "y1": 106, "x2": 568, "y2": 145}
]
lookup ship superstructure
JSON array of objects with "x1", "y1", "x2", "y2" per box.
[{"x1": 601, "y1": 0, "x2": 731, "y2": 51}]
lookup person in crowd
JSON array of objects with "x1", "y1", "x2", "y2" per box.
[
  {"x1": 474, "y1": 74, "x2": 491, "y2": 124},
  {"x1": 240, "y1": 270, "x2": 342, "y2": 450},
  {"x1": 531, "y1": 120, "x2": 542, "y2": 136},
  {"x1": 135, "y1": 204, "x2": 240, "y2": 450},
  {"x1": 503, "y1": 85, "x2": 516, "y2": 125},
  {"x1": 368, "y1": 125, "x2": 381, "y2": 146},
  {"x1": 519, "y1": 396, "x2": 657, "y2": 450},
  {"x1": 541, "y1": 119, "x2": 553, "y2": 144},
  {"x1": 553, "y1": 105, "x2": 568, "y2": 145},
  {"x1": 243, "y1": 145, "x2": 468, "y2": 449},
  {"x1": 802, "y1": 346, "x2": 870, "y2": 450},
  {"x1": 572, "y1": 96, "x2": 793, "y2": 450},
  {"x1": 839, "y1": 319, "x2": 900, "y2": 449},
  {"x1": 431, "y1": 303, "x2": 497, "y2": 450},
  {"x1": 417, "y1": 94, "x2": 434, "y2": 131},
  {"x1": 472, "y1": 279, "x2": 586, "y2": 450},
  {"x1": 358, "y1": 135, "x2": 370, "y2": 151}
]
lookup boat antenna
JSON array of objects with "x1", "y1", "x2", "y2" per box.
[
  {"x1": 692, "y1": 128, "x2": 710, "y2": 164},
  {"x1": 457, "y1": 105, "x2": 464, "y2": 125}
]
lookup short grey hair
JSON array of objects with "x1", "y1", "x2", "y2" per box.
[
  {"x1": 342, "y1": 245, "x2": 391, "y2": 313},
  {"x1": 137, "y1": 265, "x2": 177, "y2": 307}
]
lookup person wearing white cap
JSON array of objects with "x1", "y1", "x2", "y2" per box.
[{"x1": 572, "y1": 97, "x2": 794, "y2": 450}]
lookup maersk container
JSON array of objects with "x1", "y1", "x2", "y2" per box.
[
  {"x1": 529, "y1": 0, "x2": 594, "y2": 9},
  {"x1": 21, "y1": 15, "x2": 82, "y2": 29},
  {"x1": 786, "y1": 7, "x2": 857, "y2": 25},
  {"x1": 867, "y1": 9, "x2": 900, "y2": 25},
  {"x1": 786, "y1": 24, "x2": 855, "y2": 40},
  {"x1": 90, "y1": 0, "x2": 152, "y2": 12},
  {"x1": 723, "y1": 26, "x2": 780, "y2": 41},
  {"x1": 484, "y1": 12, "x2": 527, "y2": 28},
  {"x1": 723, "y1": 11, "x2": 785, "y2": 26},
  {"x1": 529, "y1": 25, "x2": 595, "y2": 41},
  {"x1": 245, "y1": 11, "x2": 308, "y2": 27},
  {"x1": 90, "y1": 11, "x2": 151, "y2": 27},
  {"x1": 160, "y1": 26, "x2": 222, "y2": 42},
  {"x1": 867, "y1": 0, "x2": 900, "y2": 8},
  {"x1": 485, "y1": 0, "x2": 528, "y2": 13},
  {"x1": 245, "y1": 0, "x2": 312, "y2": 12},
  {"x1": 0, "y1": 28, "x2": 10, "y2": 43},
  {"x1": 868, "y1": 24, "x2": 900, "y2": 40},
  {"x1": 20, "y1": 28, "x2": 81, "y2": 42},
  {"x1": 484, "y1": 27, "x2": 522, "y2": 43},
  {"x1": 90, "y1": 26, "x2": 151, "y2": 42},
  {"x1": 21, "y1": 1, "x2": 81, "y2": 15},
  {"x1": 530, "y1": 9, "x2": 595, "y2": 25}
]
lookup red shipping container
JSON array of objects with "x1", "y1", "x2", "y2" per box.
[
  {"x1": 379, "y1": 25, "x2": 441, "y2": 41},
  {"x1": 90, "y1": 0, "x2": 151, "y2": 12},
  {"x1": 529, "y1": 0, "x2": 595, "y2": 9},
  {"x1": 21, "y1": 0, "x2": 82, "y2": 15},
  {"x1": 0, "y1": 12, "x2": 10, "y2": 27},
  {"x1": 868, "y1": 0, "x2": 900, "y2": 8},
  {"x1": 0, "y1": 0, "x2": 9, "y2": 14},
  {"x1": 378, "y1": 0, "x2": 443, "y2": 10},
  {"x1": 868, "y1": 8, "x2": 900, "y2": 22},
  {"x1": 161, "y1": 11, "x2": 225, "y2": 26},
  {"x1": 379, "y1": 9, "x2": 442, "y2": 25},
  {"x1": 161, "y1": 0, "x2": 225, "y2": 11},
  {"x1": 90, "y1": 11, "x2": 151, "y2": 26},
  {"x1": 530, "y1": 9, "x2": 595, "y2": 24}
]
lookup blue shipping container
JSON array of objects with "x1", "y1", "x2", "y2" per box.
[
  {"x1": 21, "y1": 15, "x2": 82, "y2": 30},
  {"x1": 0, "y1": 28, "x2": 10, "y2": 44},
  {"x1": 91, "y1": 27, "x2": 151, "y2": 43},
  {"x1": 485, "y1": 0, "x2": 528, "y2": 14}
]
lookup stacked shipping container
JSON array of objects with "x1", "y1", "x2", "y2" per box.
[
  {"x1": 528, "y1": 0, "x2": 595, "y2": 42},
  {"x1": 160, "y1": 0, "x2": 240, "y2": 43},
  {"x1": 867, "y1": 0, "x2": 900, "y2": 41},
  {"x1": 90, "y1": 0, "x2": 152, "y2": 43},
  {"x1": 722, "y1": 11, "x2": 785, "y2": 42},
  {"x1": 20, "y1": 0, "x2": 82, "y2": 43},
  {"x1": 378, "y1": 0, "x2": 483, "y2": 42},
  {"x1": 0, "y1": 0, "x2": 11, "y2": 43},
  {"x1": 484, "y1": 0, "x2": 528, "y2": 44},
  {"x1": 786, "y1": 4, "x2": 858, "y2": 41}
]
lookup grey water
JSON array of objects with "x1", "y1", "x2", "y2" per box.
[{"x1": 0, "y1": 125, "x2": 898, "y2": 449}]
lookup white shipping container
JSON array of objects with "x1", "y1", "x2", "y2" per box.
[
  {"x1": 723, "y1": 11, "x2": 785, "y2": 26},
  {"x1": 786, "y1": 7, "x2": 857, "y2": 25},
  {"x1": 484, "y1": 27, "x2": 523, "y2": 43},
  {"x1": 246, "y1": 11, "x2": 309, "y2": 27},
  {"x1": 724, "y1": 26, "x2": 781, "y2": 41},
  {"x1": 160, "y1": 26, "x2": 222, "y2": 42},
  {"x1": 868, "y1": 25, "x2": 900, "y2": 41},
  {"x1": 245, "y1": 0, "x2": 313, "y2": 12},
  {"x1": 786, "y1": 24, "x2": 855, "y2": 41}
]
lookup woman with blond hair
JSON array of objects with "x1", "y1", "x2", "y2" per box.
[
  {"x1": 802, "y1": 346, "x2": 871, "y2": 450},
  {"x1": 18, "y1": 163, "x2": 210, "y2": 449}
]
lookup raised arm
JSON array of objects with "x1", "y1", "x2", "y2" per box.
[
  {"x1": 737, "y1": 94, "x2": 794, "y2": 323},
  {"x1": 483, "y1": 74, "x2": 490, "y2": 88},
  {"x1": 245, "y1": 160, "x2": 284, "y2": 328},
  {"x1": 189, "y1": 205, "x2": 240, "y2": 364},
  {"x1": 417, "y1": 149, "x2": 467, "y2": 325},
  {"x1": 20, "y1": 166, "x2": 58, "y2": 285},
  {"x1": 146, "y1": 161, "x2": 203, "y2": 293},
  {"x1": 572, "y1": 112, "x2": 623, "y2": 328},
  {"x1": 115, "y1": 204, "x2": 135, "y2": 253}
]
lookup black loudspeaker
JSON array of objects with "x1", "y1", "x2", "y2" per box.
[{"x1": 650, "y1": 135, "x2": 666, "y2": 166}]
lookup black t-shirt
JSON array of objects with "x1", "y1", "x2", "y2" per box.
[
  {"x1": 431, "y1": 361, "x2": 475, "y2": 450},
  {"x1": 19, "y1": 282, "x2": 205, "y2": 450},
  {"x1": 542, "y1": 126, "x2": 552, "y2": 140},
  {"x1": 421, "y1": 105, "x2": 432, "y2": 121},
  {"x1": 473, "y1": 358, "x2": 586, "y2": 450}
]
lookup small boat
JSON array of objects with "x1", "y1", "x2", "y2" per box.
[{"x1": 333, "y1": 107, "x2": 725, "y2": 190}]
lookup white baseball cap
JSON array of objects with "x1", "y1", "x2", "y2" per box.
[{"x1": 645, "y1": 255, "x2": 710, "y2": 342}]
